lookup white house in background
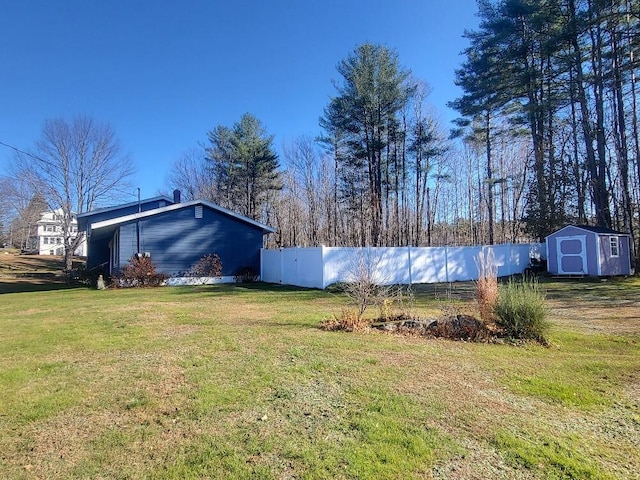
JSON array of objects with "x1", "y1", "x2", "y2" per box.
[{"x1": 28, "y1": 209, "x2": 86, "y2": 256}]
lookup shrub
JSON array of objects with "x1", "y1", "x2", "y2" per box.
[
  {"x1": 343, "y1": 249, "x2": 392, "y2": 320},
  {"x1": 75, "y1": 265, "x2": 110, "y2": 288},
  {"x1": 494, "y1": 278, "x2": 549, "y2": 341},
  {"x1": 186, "y1": 253, "x2": 223, "y2": 277},
  {"x1": 234, "y1": 266, "x2": 259, "y2": 283},
  {"x1": 117, "y1": 255, "x2": 168, "y2": 287}
]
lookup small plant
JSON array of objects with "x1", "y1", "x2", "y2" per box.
[
  {"x1": 320, "y1": 308, "x2": 369, "y2": 332},
  {"x1": 234, "y1": 266, "x2": 259, "y2": 283},
  {"x1": 378, "y1": 297, "x2": 394, "y2": 321},
  {"x1": 494, "y1": 278, "x2": 549, "y2": 342},
  {"x1": 377, "y1": 285, "x2": 415, "y2": 321},
  {"x1": 476, "y1": 248, "x2": 499, "y2": 324},
  {"x1": 186, "y1": 253, "x2": 223, "y2": 277},
  {"x1": 117, "y1": 255, "x2": 168, "y2": 287},
  {"x1": 343, "y1": 249, "x2": 392, "y2": 321}
]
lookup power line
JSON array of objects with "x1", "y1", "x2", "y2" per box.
[
  {"x1": 0, "y1": 139, "x2": 58, "y2": 168},
  {"x1": 1, "y1": 139, "x2": 138, "y2": 203}
]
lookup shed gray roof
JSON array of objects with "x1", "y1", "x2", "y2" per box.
[
  {"x1": 547, "y1": 224, "x2": 631, "y2": 237},
  {"x1": 573, "y1": 225, "x2": 629, "y2": 235}
]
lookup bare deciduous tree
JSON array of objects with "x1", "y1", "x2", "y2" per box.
[
  {"x1": 13, "y1": 115, "x2": 134, "y2": 270},
  {"x1": 165, "y1": 147, "x2": 216, "y2": 201}
]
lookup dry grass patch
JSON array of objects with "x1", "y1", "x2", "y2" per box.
[{"x1": 549, "y1": 302, "x2": 640, "y2": 335}]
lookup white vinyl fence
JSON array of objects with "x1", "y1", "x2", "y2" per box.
[{"x1": 261, "y1": 244, "x2": 544, "y2": 289}]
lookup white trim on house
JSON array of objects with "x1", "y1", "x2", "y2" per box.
[
  {"x1": 609, "y1": 236, "x2": 619, "y2": 257},
  {"x1": 165, "y1": 276, "x2": 236, "y2": 286},
  {"x1": 91, "y1": 200, "x2": 276, "y2": 234},
  {"x1": 596, "y1": 235, "x2": 602, "y2": 276}
]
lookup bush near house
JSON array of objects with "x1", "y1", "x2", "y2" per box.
[
  {"x1": 117, "y1": 255, "x2": 168, "y2": 287},
  {"x1": 186, "y1": 253, "x2": 223, "y2": 277}
]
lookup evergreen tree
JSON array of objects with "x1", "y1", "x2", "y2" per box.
[
  {"x1": 206, "y1": 113, "x2": 281, "y2": 221},
  {"x1": 320, "y1": 43, "x2": 413, "y2": 245}
]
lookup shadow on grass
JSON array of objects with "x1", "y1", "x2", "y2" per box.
[
  {"x1": 0, "y1": 279, "x2": 86, "y2": 294},
  {"x1": 536, "y1": 275, "x2": 640, "y2": 303},
  {"x1": 169, "y1": 281, "x2": 330, "y2": 300}
]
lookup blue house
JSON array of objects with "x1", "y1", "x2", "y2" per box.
[
  {"x1": 78, "y1": 193, "x2": 275, "y2": 278},
  {"x1": 77, "y1": 194, "x2": 175, "y2": 270}
]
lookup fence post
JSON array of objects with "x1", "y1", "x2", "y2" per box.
[
  {"x1": 321, "y1": 245, "x2": 325, "y2": 289},
  {"x1": 445, "y1": 246, "x2": 449, "y2": 283},
  {"x1": 507, "y1": 242, "x2": 520, "y2": 277}
]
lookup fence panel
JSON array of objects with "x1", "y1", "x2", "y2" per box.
[
  {"x1": 261, "y1": 243, "x2": 544, "y2": 289},
  {"x1": 322, "y1": 247, "x2": 354, "y2": 288},
  {"x1": 260, "y1": 249, "x2": 282, "y2": 284}
]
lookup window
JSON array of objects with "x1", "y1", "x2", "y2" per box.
[
  {"x1": 610, "y1": 237, "x2": 619, "y2": 257},
  {"x1": 43, "y1": 237, "x2": 49, "y2": 245}
]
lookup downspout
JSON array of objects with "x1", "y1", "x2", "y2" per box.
[{"x1": 136, "y1": 187, "x2": 141, "y2": 254}]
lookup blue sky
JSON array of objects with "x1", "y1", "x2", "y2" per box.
[{"x1": 1, "y1": 1, "x2": 479, "y2": 202}]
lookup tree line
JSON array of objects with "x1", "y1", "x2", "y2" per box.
[
  {"x1": 451, "y1": 0, "x2": 640, "y2": 251},
  {"x1": 3, "y1": 2, "x2": 639, "y2": 267},
  {"x1": 169, "y1": 43, "x2": 535, "y2": 250}
]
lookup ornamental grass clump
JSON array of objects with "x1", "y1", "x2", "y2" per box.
[
  {"x1": 476, "y1": 248, "x2": 499, "y2": 325},
  {"x1": 495, "y1": 278, "x2": 549, "y2": 342}
]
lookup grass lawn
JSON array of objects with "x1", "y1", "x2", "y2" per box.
[{"x1": 0, "y1": 275, "x2": 638, "y2": 479}]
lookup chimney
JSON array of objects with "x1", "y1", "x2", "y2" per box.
[{"x1": 173, "y1": 189, "x2": 181, "y2": 204}]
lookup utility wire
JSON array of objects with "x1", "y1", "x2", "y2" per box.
[
  {"x1": 1, "y1": 139, "x2": 137, "y2": 198},
  {"x1": 0, "y1": 139, "x2": 58, "y2": 168}
]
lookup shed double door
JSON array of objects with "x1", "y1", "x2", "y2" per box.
[{"x1": 556, "y1": 235, "x2": 587, "y2": 274}]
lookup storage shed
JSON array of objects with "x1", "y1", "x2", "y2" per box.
[{"x1": 546, "y1": 225, "x2": 633, "y2": 276}]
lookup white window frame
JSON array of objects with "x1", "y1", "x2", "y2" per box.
[{"x1": 610, "y1": 236, "x2": 619, "y2": 257}]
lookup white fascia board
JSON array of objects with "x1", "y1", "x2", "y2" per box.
[
  {"x1": 91, "y1": 200, "x2": 276, "y2": 234},
  {"x1": 77, "y1": 196, "x2": 174, "y2": 218}
]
